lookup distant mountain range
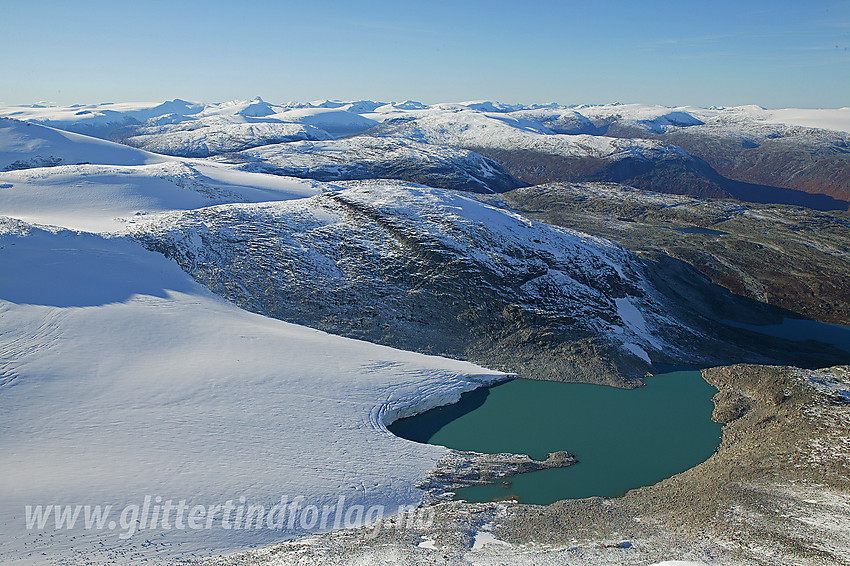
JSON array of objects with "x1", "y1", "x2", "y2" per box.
[{"x1": 3, "y1": 98, "x2": 849, "y2": 209}]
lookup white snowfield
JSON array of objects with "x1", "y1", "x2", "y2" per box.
[
  {"x1": 0, "y1": 99, "x2": 204, "y2": 136},
  {"x1": 0, "y1": 160, "x2": 331, "y2": 232},
  {"x1": 0, "y1": 121, "x2": 510, "y2": 564},
  {"x1": 757, "y1": 107, "x2": 850, "y2": 133},
  {"x1": 564, "y1": 102, "x2": 850, "y2": 135},
  {"x1": 0, "y1": 119, "x2": 332, "y2": 232},
  {"x1": 0, "y1": 223, "x2": 505, "y2": 564},
  {"x1": 0, "y1": 117, "x2": 166, "y2": 169}
]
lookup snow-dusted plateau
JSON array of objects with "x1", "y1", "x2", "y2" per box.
[{"x1": 1, "y1": 98, "x2": 849, "y2": 565}]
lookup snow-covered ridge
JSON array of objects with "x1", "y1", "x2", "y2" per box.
[
  {"x1": 136, "y1": 181, "x2": 687, "y2": 376},
  {"x1": 233, "y1": 136, "x2": 522, "y2": 193},
  {"x1": 0, "y1": 117, "x2": 335, "y2": 232},
  {"x1": 368, "y1": 109, "x2": 689, "y2": 160},
  {"x1": 119, "y1": 116, "x2": 334, "y2": 157},
  {"x1": 0, "y1": 117, "x2": 166, "y2": 170}
]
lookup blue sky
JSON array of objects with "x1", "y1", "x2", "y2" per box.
[{"x1": 2, "y1": 0, "x2": 848, "y2": 107}]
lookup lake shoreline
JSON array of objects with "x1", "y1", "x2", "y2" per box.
[
  {"x1": 206, "y1": 364, "x2": 850, "y2": 566},
  {"x1": 390, "y1": 370, "x2": 722, "y2": 505}
]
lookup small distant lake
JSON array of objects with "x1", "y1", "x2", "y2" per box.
[
  {"x1": 722, "y1": 317, "x2": 850, "y2": 354},
  {"x1": 388, "y1": 369, "x2": 721, "y2": 505}
]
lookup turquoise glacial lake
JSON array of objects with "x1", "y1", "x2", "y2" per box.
[
  {"x1": 389, "y1": 369, "x2": 722, "y2": 505},
  {"x1": 388, "y1": 316, "x2": 850, "y2": 504}
]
